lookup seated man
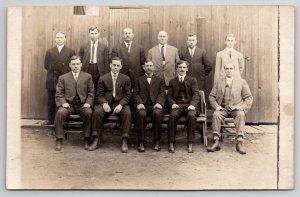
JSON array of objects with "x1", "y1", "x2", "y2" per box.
[
  {"x1": 90, "y1": 57, "x2": 132, "y2": 153},
  {"x1": 207, "y1": 63, "x2": 253, "y2": 154},
  {"x1": 167, "y1": 60, "x2": 200, "y2": 153},
  {"x1": 54, "y1": 55, "x2": 94, "y2": 151},
  {"x1": 133, "y1": 60, "x2": 166, "y2": 152}
]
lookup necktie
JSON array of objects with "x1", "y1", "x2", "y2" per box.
[
  {"x1": 113, "y1": 73, "x2": 117, "y2": 97},
  {"x1": 91, "y1": 43, "x2": 95, "y2": 64},
  {"x1": 127, "y1": 43, "x2": 130, "y2": 53},
  {"x1": 229, "y1": 50, "x2": 232, "y2": 59},
  {"x1": 161, "y1": 45, "x2": 165, "y2": 61},
  {"x1": 74, "y1": 73, "x2": 78, "y2": 81},
  {"x1": 190, "y1": 48, "x2": 194, "y2": 57},
  {"x1": 146, "y1": 75, "x2": 151, "y2": 84},
  {"x1": 180, "y1": 76, "x2": 183, "y2": 83}
]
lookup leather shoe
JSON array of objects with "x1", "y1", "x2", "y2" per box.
[
  {"x1": 236, "y1": 141, "x2": 246, "y2": 154},
  {"x1": 55, "y1": 139, "x2": 62, "y2": 151},
  {"x1": 154, "y1": 140, "x2": 161, "y2": 151},
  {"x1": 121, "y1": 138, "x2": 128, "y2": 153},
  {"x1": 88, "y1": 137, "x2": 99, "y2": 151},
  {"x1": 168, "y1": 142, "x2": 175, "y2": 153},
  {"x1": 137, "y1": 142, "x2": 145, "y2": 152},
  {"x1": 207, "y1": 140, "x2": 220, "y2": 152},
  {"x1": 188, "y1": 142, "x2": 193, "y2": 153}
]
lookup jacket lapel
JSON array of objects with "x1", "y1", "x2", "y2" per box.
[{"x1": 220, "y1": 77, "x2": 226, "y2": 96}]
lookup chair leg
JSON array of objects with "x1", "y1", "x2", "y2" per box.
[{"x1": 202, "y1": 121, "x2": 208, "y2": 147}]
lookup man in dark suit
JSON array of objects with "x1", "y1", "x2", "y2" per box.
[
  {"x1": 90, "y1": 57, "x2": 132, "y2": 153},
  {"x1": 111, "y1": 27, "x2": 146, "y2": 87},
  {"x1": 54, "y1": 56, "x2": 94, "y2": 151},
  {"x1": 167, "y1": 60, "x2": 200, "y2": 153},
  {"x1": 179, "y1": 34, "x2": 212, "y2": 91},
  {"x1": 207, "y1": 63, "x2": 253, "y2": 154},
  {"x1": 44, "y1": 31, "x2": 75, "y2": 125},
  {"x1": 133, "y1": 60, "x2": 166, "y2": 152},
  {"x1": 79, "y1": 26, "x2": 109, "y2": 89}
]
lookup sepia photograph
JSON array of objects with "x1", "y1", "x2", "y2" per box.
[{"x1": 6, "y1": 5, "x2": 294, "y2": 190}]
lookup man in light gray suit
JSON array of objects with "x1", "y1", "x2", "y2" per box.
[
  {"x1": 207, "y1": 63, "x2": 253, "y2": 154},
  {"x1": 147, "y1": 30, "x2": 180, "y2": 86}
]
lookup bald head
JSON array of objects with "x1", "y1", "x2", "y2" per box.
[{"x1": 157, "y1": 30, "x2": 168, "y2": 45}]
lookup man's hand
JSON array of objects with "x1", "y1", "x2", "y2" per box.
[
  {"x1": 82, "y1": 103, "x2": 91, "y2": 108},
  {"x1": 216, "y1": 106, "x2": 224, "y2": 111},
  {"x1": 137, "y1": 104, "x2": 145, "y2": 110},
  {"x1": 113, "y1": 104, "x2": 123, "y2": 114},
  {"x1": 172, "y1": 104, "x2": 180, "y2": 109},
  {"x1": 187, "y1": 105, "x2": 195, "y2": 111},
  {"x1": 62, "y1": 103, "x2": 70, "y2": 108},
  {"x1": 154, "y1": 103, "x2": 162, "y2": 109},
  {"x1": 103, "y1": 103, "x2": 111, "y2": 113}
]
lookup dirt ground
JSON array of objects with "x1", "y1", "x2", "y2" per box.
[{"x1": 21, "y1": 125, "x2": 278, "y2": 190}]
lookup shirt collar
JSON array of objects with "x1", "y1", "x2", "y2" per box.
[
  {"x1": 226, "y1": 77, "x2": 233, "y2": 85},
  {"x1": 124, "y1": 41, "x2": 132, "y2": 46},
  {"x1": 178, "y1": 74, "x2": 186, "y2": 81},
  {"x1": 57, "y1": 45, "x2": 64, "y2": 50},
  {"x1": 91, "y1": 39, "x2": 99, "y2": 45},
  {"x1": 145, "y1": 73, "x2": 153, "y2": 78},
  {"x1": 72, "y1": 71, "x2": 80, "y2": 77},
  {"x1": 226, "y1": 47, "x2": 234, "y2": 52},
  {"x1": 111, "y1": 71, "x2": 119, "y2": 77},
  {"x1": 159, "y1": 43, "x2": 167, "y2": 48}
]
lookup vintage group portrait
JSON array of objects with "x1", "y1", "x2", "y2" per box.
[{"x1": 6, "y1": 5, "x2": 294, "y2": 190}]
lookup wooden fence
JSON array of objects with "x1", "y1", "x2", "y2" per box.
[{"x1": 21, "y1": 6, "x2": 279, "y2": 123}]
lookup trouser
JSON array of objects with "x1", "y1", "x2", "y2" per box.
[
  {"x1": 47, "y1": 89, "x2": 56, "y2": 124},
  {"x1": 54, "y1": 105, "x2": 92, "y2": 139},
  {"x1": 135, "y1": 105, "x2": 164, "y2": 142},
  {"x1": 168, "y1": 103, "x2": 197, "y2": 143},
  {"x1": 212, "y1": 110, "x2": 246, "y2": 140},
  {"x1": 92, "y1": 101, "x2": 131, "y2": 139},
  {"x1": 87, "y1": 63, "x2": 100, "y2": 90}
]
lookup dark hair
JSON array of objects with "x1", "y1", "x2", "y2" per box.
[
  {"x1": 224, "y1": 63, "x2": 235, "y2": 69},
  {"x1": 187, "y1": 34, "x2": 197, "y2": 39},
  {"x1": 89, "y1": 26, "x2": 99, "y2": 33},
  {"x1": 176, "y1": 60, "x2": 190, "y2": 68},
  {"x1": 144, "y1": 60, "x2": 153, "y2": 65},
  {"x1": 111, "y1": 56, "x2": 122, "y2": 63},
  {"x1": 70, "y1": 55, "x2": 81, "y2": 62},
  {"x1": 225, "y1": 33, "x2": 235, "y2": 40}
]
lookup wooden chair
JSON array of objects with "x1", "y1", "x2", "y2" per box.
[{"x1": 220, "y1": 117, "x2": 236, "y2": 141}]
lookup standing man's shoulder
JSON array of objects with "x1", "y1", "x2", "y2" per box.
[
  {"x1": 119, "y1": 73, "x2": 131, "y2": 81},
  {"x1": 149, "y1": 44, "x2": 158, "y2": 51}
]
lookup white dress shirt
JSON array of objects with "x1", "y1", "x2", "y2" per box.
[{"x1": 90, "y1": 40, "x2": 99, "y2": 64}]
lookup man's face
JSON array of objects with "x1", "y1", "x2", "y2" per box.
[
  {"x1": 187, "y1": 36, "x2": 197, "y2": 48},
  {"x1": 123, "y1": 28, "x2": 134, "y2": 42},
  {"x1": 224, "y1": 64, "x2": 235, "y2": 78},
  {"x1": 143, "y1": 62, "x2": 154, "y2": 75},
  {"x1": 157, "y1": 31, "x2": 168, "y2": 45},
  {"x1": 225, "y1": 36, "x2": 236, "y2": 48},
  {"x1": 55, "y1": 33, "x2": 66, "y2": 46},
  {"x1": 177, "y1": 63, "x2": 189, "y2": 76},
  {"x1": 69, "y1": 58, "x2": 82, "y2": 73},
  {"x1": 89, "y1": 29, "x2": 100, "y2": 42},
  {"x1": 110, "y1": 60, "x2": 122, "y2": 74}
]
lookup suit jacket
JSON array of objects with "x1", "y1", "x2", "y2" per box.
[
  {"x1": 111, "y1": 42, "x2": 146, "y2": 86},
  {"x1": 96, "y1": 73, "x2": 131, "y2": 106},
  {"x1": 55, "y1": 71, "x2": 95, "y2": 107},
  {"x1": 209, "y1": 77, "x2": 253, "y2": 113},
  {"x1": 147, "y1": 44, "x2": 180, "y2": 86},
  {"x1": 44, "y1": 46, "x2": 75, "y2": 90},
  {"x1": 167, "y1": 75, "x2": 200, "y2": 108},
  {"x1": 179, "y1": 46, "x2": 212, "y2": 90},
  {"x1": 214, "y1": 48, "x2": 245, "y2": 83},
  {"x1": 79, "y1": 41, "x2": 109, "y2": 76},
  {"x1": 133, "y1": 75, "x2": 166, "y2": 107}
]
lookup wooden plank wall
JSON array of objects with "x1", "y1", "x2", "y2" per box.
[{"x1": 21, "y1": 6, "x2": 278, "y2": 123}]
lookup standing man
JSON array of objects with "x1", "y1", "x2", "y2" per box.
[
  {"x1": 111, "y1": 27, "x2": 146, "y2": 87},
  {"x1": 207, "y1": 63, "x2": 253, "y2": 154},
  {"x1": 179, "y1": 34, "x2": 212, "y2": 91},
  {"x1": 214, "y1": 33, "x2": 245, "y2": 83},
  {"x1": 44, "y1": 31, "x2": 75, "y2": 125},
  {"x1": 167, "y1": 60, "x2": 200, "y2": 153},
  {"x1": 90, "y1": 57, "x2": 132, "y2": 153},
  {"x1": 133, "y1": 60, "x2": 166, "y2": 152},
  {"x1": 147, "y1": 30, "x2": 180, "y2": 86},
  {"x1": 54, "y1": 56, "x2": 94, "y2": 151},
  {"x1": 79, "y1": 26, "x2": 109, "y2": 88}
]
